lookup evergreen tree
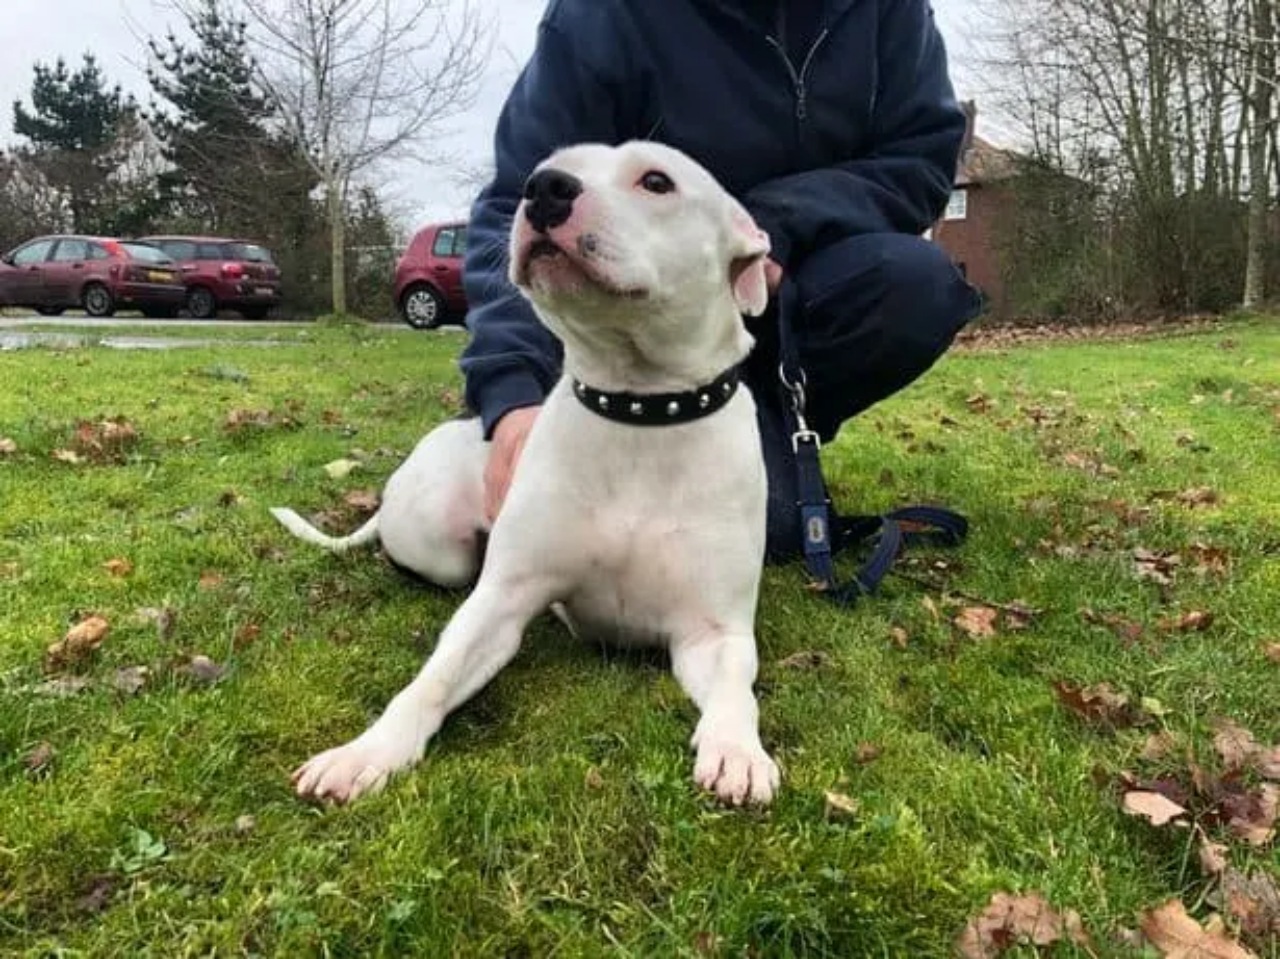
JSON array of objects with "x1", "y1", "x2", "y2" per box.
[{"x1": 12, "y1": 54, "x2": 140, "y2": 233}]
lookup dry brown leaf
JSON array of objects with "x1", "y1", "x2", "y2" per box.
[
  {"x1": 1188, "y1": 544, "x2": 1231, "y2": 577},
  {"x1": 1222, "y1": 868, "x2": 1280, "y2": 941},
  {"x1": 1254, "y1": 746, "x2": 1280, "y2": 781},
  {"x1": 1123, "y1": 790, "x2": 1188, "y2": 827},
  {"x1": 102, "y1": 557, "x2": 133, "y2": 578},
  {"x1": 178, "y1": 654, "x2": 226, "y2": 685},
  {"x1": 1140, "y1": 899, "x2": 1257, "y2": 958},
  {"x1": 1198, "y1": 836, "x2": 1230, "y2": 877},
  {"x1": 343, "y1": 489, "x2": 380, "y2": 513},
  {"x1": 584, "y1": 766, "x2": 604, "y2": 790},
  {"x1": 24, "y1": 741, "x2": 54, "y2": 777},
  {"x1": 823, "y1": 790, "x2": 859, "y2": 819},
  {"x1": 111, "y1": 666, "x2": 150, "y2": 696},
  {"x1": 134, "y1": 606, "x2": 177, "y2": 642},
  {"x1": 1213, "y1": 720, "x2": 1260, "y2": 772},
  {"x1": 1134, "y1": 548, "x2": 1181, "y2": 586},
  {"x1": 854, "y1": 743, "x2": 883, "y2": 765},
  {"x1": 1263, "y1": 643, "x2": 1280, "y2": 665},
  {"x1": 1177, "y1": 486, "x2": 1221, "y2": 508},
  {"x1": 954, "y1": 606, "x2": 999, "y2": 639},
  {"x1": 0, "y1": 437, "x2": 17, "y2": 455},
  {"x1": 224, "y1": 408, "x2": 276, "y2": 431},
  {"x1": 956, "y1": 891, "x2": 1088, "y2": 958},
  {"x1": 777, "y1": 650, "x2": 833, "y2": 670},
  {"x1": 198, "y1": 571, "x2": 225, "y2": 591},
  {"x1": 1159, "y1": 610, "x2": 1215, "y2": 633},
  {"x1": 69, "y1": 417, "x2": 139, "y2": 463},
  {"x1": 921, "y1": 595, "x2": 941, "y2": 622},
  {"x1": 1224, "y1": 784, "x2": 1277, "y2": 847},
  {"x1": 965, "y1": 393, "x2": 993, "y2": 414},
  {"x1": 1081, "y1": 608, "x2": 1145, "y2": 646},
  {"x1": 889, "y1": 626, "x2": 909, "y2": 648},
  {"x1": 233, "y1": 622, "x2": 262, "y2": 651},
  {"x1": 44, "y1": 615, "x2": 110, "y2": 671},
  {"x1": 51, "y1": 448, "x2": 83, "y2": 464},
  {"x1": 1053, "y1": 681, "x2": 1149, "y2": 729},
  {"x1": 1141, "y1": 731, "x2": 1178, "y2": 762}
]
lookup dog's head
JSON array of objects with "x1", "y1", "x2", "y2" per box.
[{"x1": 508, "y1": 141, "x2": 771, "y2": 385}]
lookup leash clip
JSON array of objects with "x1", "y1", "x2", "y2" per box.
[{"x1": 779, "y1": 362, "x2": 821, "y2": 451}]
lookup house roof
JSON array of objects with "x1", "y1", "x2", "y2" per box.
[{"x1": 955, "y1": 135, "x2": 1021, "y2": 187}]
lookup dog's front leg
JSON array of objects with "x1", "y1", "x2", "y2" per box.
[
  {"x1": 292, "y1": 579, "x2": 546, "y2": 804},
  {"x1": 671, "y1": 631, "x2": 780, "y2": 806}
]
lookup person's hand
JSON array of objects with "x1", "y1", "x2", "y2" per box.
[
  {"x1": 764, "y1": 257, "x2": 783, "y2": 295},
  {"x1": 484, "y1": 405, "x2": 540, "y2": 523}
]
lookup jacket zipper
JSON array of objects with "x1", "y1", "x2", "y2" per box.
[{"x1": 766, "y1": 29, "x2": 831, "y2": 122}]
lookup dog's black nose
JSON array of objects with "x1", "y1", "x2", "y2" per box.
[{"x1": 523, "y1": 168, "x2": 582, "y2": 233}]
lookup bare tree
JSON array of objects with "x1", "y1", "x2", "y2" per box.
[{"x1": 226, "y1": 0, "x2": 490, "y2": 315}]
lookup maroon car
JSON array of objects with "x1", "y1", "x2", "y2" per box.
[
  {"x1": 394, "y1": 222, "x2": 468, "y2": 329},
  {"x1": 0, "y1": 235, "x2": 185, "y2": 318},
  {"x1": 139, "y1": 235, "x2": 282, "y2": 319}
]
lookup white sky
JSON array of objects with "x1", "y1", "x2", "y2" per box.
[{"x1": 0, "y1": 0, "x2": 981, "y2": 232}]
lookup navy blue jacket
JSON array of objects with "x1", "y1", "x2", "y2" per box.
[{"x1": 461, "y1": 0, "x2": 966, "y2": 437}]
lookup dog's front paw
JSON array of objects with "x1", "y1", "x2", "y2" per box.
[
  {"x1": 291, "y1": 733, "x2": 418, "y2": 805},
  {"x1": 692, "y1": 729, "x2": 781, "y2": 806}
]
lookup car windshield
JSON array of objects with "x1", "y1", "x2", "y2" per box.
[
  {"x1": 122, "y1": 243, "x2": 174, "y2": 264},
  {"x1": 230, "y1": 243, "x2": 273, "y2": 263}
]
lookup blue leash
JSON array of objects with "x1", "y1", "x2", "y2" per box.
[{"x1": 774, "y1": 280, "x2": 969, "y2": 605}]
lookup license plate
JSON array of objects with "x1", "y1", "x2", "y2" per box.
[
  {"x1": 148, "y1": 270, "x2": 172, "y2": 283},
  {"x1": 256, "y1": 287, "x2": 273, "y2": 296}
]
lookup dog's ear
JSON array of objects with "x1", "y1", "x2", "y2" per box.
[{"x1": 728, "y1": 205, "x2": 771, "y2": 317}]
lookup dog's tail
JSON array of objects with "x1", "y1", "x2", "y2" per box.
[{"x1": 269, "y1": 507, "x2": 381, "y2": 552}]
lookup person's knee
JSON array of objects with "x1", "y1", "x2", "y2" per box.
[{"x1": 870, "y1": 234, "x2": 980, "y2": 343}]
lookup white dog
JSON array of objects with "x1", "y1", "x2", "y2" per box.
[{"x1": 276, "y1": 141, "x2": 780, "y2": 806}]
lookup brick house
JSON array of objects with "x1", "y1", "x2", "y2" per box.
[{"x1": 929, "y1": 103, "x2": 1023, "y2": 315}]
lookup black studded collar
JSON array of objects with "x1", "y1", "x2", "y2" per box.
[{"x1": 571, "y1": 366, "x2": 741, "y2": 426}]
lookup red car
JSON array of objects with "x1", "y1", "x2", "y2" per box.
[
  {"x1": 394, "y1": 222, "x2": 468, "y2": 329},
  {"x1": 139, "y1": 235, "x2": 282, "y2": 319},
  {"x1": 0, "y1": 235, "x2": 185, "y2": 318}
]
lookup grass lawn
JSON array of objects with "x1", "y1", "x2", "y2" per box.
[{"x1": 1, "y1": 319, "x2": 1278, "y2": 957}]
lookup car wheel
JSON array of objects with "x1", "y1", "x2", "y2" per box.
[
  {"x1": 186, "y1": 287, "x2": 217, "y2": 319},
  {"x1": 35, "y1": 306, "x2": 65, "y2": 316},
  {"x1": 401, "y1": 284, "x2": 444, "y2": 330},
  {"x1": 82, "y1": 283, "x2": 115, "y2": 318},
  {"x1": 240, "y1": 306, "x2": 270, "y2": 320}
]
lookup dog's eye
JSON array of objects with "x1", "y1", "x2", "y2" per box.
[{"x1": 638, "y1": 170, "x2": 676, "y2": 195}]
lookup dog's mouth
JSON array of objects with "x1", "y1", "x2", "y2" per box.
[{"x1": 516, "y1": 236, "x2": 648, "y2": 300}]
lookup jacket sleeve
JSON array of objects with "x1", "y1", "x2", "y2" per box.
[
  {"x1": 460, "y1": 19, "x2": 622, "y2": 439},
  {"x1": 742, "y1": 0, "x2": 965, "y2": 266}
]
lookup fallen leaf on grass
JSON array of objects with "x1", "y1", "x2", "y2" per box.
[
  {"x1": 343, "y1": 488, "x2": 380, "y2": 513},
  {"x1": 1054, "y1": 681, "x2": 1149, "y2": 729},
  {"x1": 1255, "y1": 747, "x2": 1280, "y2": 781},
  {"x1": 1178, "y1": 486, "x2": 1221, "y2": 508},
  {"x1": 1123, "y1": 790, "x2": 1188, "y2": 827},
  {"x1": 177, "y1": 654, "x2": 226, "y2": 685},
  {"x1": 0, "y1": 562, "x2": 20, "y2": 579},
  {"x1": 1222, "y1": 784, "x2": 1277, "y2": 847},
  {"x1": 111, "y1": 666, "x2": 150, "y2": 696},
  {"x1": 44, "y1": 615, "x2": 110, "y2": 671},
  {"x1": 777, "y1": 650, "x2": 833, "y2": 670},
  {"x1": 30, "y1": 676, "x2": 91, "y2": 697},
  {"x1": 324, "y1": 458, "x2": 361, "y2": 479},
  {"x1": 1134, "y1": 548, "x2": 1181, "y2": 586},
  {"x1": 102, "y1": 557, "x2": 133, "y2": 578},
  {"x1": 235, "y1": 814, "x2": 257, "y2": 835},
  {"x1": 889, "y1": 626, "x2": 909, "y2": 648},
  {"x1": 1081, "y1": 608, "x2": 1145, "y2": 646},
  {"x1": 954, "y1": 606, "x2": 998, "y2": 639},
  {"x1": 957, "y1": 891, "x2": 1089, "y2": 958},
  {"x1": 1199, "y1": 836, "x2": 1230, "y2": 877},
  {"x1": 1188, "y1": 544, "x2": 1231, "y2": 577},
  {"x1": 1221, "y1": 868, "x2": 1280, "y2": 941},
  {"x1": 1159, "y1": 610, "x2": 1215, "y2": 633},
  {"x1": 71, "y1": 417, "x2": 139, "y2": 463},
  {"x1": 133, "y1": 606, "x2": 176, "y2": 641},
  {"x1": 1140, "y1": 899, "x2": 1256, "y2": 958},
  {"x1": 51, "y1": 448, "x2": 84, "y2": 464},
  {"x1": 584, "y1": 767, "x2": 604, "y2": 790},
  {"x1": 1214, "y1": 720, "x2": 1260, "y2": 772},
  {"x1": 0, "y1": 437, "x2": 16, "y2": 455},
  {"x1": 854, "y1": 743, "x2": 883, "y2": 764},
  {"x1": 965, "y1": 393, "x2": 994, "y2": 414},
  {"x1": 1263, "y1": 643, "x2": 1280, "y2": 665},
  {"x1": 823, "y1": 790, "x2": 859, "y2": 819},
  {"x1": 24, "y1": 741, "x2": 54, "y2": 777},
  {"x1": 1141, "y1": 731, "x2": 1178, "y2": 762},
  {"x1": 198, "y1": 571, "x2": 224, "y2": 591},
  {"x1": 233, "y1": 622, "x2": 262, "y2": 651},
  {"x1": 224, "y1": 408, "x2": 300, "y2": 433}
]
